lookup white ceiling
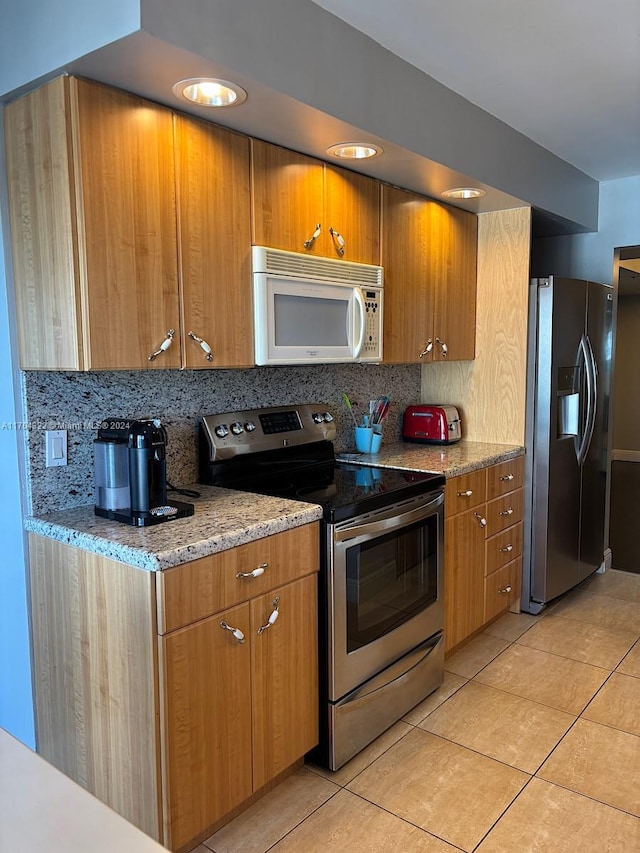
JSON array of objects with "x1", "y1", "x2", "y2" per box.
[{"x1": 312, "y1": 0, "x2": 640, "y2": 181}]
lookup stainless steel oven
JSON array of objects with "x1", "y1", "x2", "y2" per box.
[
  {"x1": 199, "y1": 404, "x2": 445, "y2": 771},
  {"x1": 326, "y1": 489, "x2": 444, "y2": 768}
]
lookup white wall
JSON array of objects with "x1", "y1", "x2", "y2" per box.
[
  {"x1": 533, "y1": 176, "x2": 640, "y2": 284},
  {"x1": 0, "y1": 118, "x2": 34, "y2": 744}
]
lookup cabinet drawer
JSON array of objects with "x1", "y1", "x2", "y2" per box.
[
  {"x1": 486, "y1": 456, "x2": 524, "y2": 500},
  {"x1": 445, "y1": 468, "x2": 487, "y2": 517},
  {"x1": 157, "y1": 523, "x2": 319, "y2": 633},
  {"x1": 485, "y1": 489, "x2": 523, "y2": 537},
  {"x1": 485, "y1": 522, "x2": 523, "y2": 577},
  {"x1": 484, "y1": 558, "x2": 521, "y2": 623}
]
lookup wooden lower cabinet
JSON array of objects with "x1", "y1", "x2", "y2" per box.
[
  {"x1": 28, "y1": 524, "x2": 320, "y2": 852},
  {"x1": 444, "y1": 457, "x2": 524, "y2": 653}
]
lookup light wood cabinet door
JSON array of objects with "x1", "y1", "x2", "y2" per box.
[
  {"x1": 429, "y1": 202, "x2": 477, "y2": 361},
  {"x1": 381, "y1": 185, "x2": 432, "y2": 363},
  {"x1": 161, "y1": 602, "x2": 253, "y2": 851},
  {"x1": 444, "y1": 507, "x2": 486, "y2": 651},
  {"x1": 73, "y1": 78, "x2": 181, "y2": 369},
  {"x1": 5, "y1": 75, "x2": 181, "y2": 370},
  {"x1": 175, "y1": 115, "x2": 254, "y2": 368},
  {"x1": 251, "y1": 574, "x2": 319, "y2": 789},
  {"x1": 251, "y1": 140, "x2": 324, "y2": 254},
  {"x1": 324, "y1": 166, "x2": 380, "y2": 264}
]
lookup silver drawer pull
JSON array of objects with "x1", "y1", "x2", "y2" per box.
[
  {"x1": 220, "y1": 620, "x2": 245, "y2": 643},
  {"x1": 499, "y1": 544, "x2": 513, "y2": 553},
  {"x1": 498, "y1": 585, "x2": 512, "y2": 595},
  {"x1": 236, "y1": 563, "x2": 268, "y2": 580},
  {"x1": 188, "y1": 330, "x2": 214, "y2": 362},
  {"x1": 148, "y1": 329, "x2": 175, "y2": 361},
  {"x1": 474, "y1": 512, "x2": 487, "y2": 528},
  {"x1": 419, "y1": 338, "x2": 433, "y2": 358},
  {"x1": 303, "y1": 223, "x2": 322, "y2": 250},
  {"x1": 457, "y1": 489, "x2": 473, "y2": 497},
  {"x1": 328, "y1": 226, "x2": 346, "y2": 256},
  {"x1": 499, "y1": 507, "x2": 514, "y2": 516},
  {"x1": 500, "y1": 473, "x2": 515, "y2": 482},
  {"x1": 257, "y1": 596, "x2": 280, "y2": 635}
]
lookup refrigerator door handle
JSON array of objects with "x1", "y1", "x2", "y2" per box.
[{"x1": 576, "y1": 334, "x2": 597, "y2": 466}]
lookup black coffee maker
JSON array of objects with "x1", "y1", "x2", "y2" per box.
[{"x1": 94, "y1": 418, "x2": 194, "y2": 526}]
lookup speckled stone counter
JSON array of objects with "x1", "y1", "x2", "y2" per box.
[
  {"x1": 24, "y1": 485, "x2": 322, "y2": 571},
  {"x1": 337, "y1": 439, "x2": 524, "y2": 477}
]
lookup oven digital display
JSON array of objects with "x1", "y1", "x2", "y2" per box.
[{"x1": 259, "y1": 410, "x2": 303, "y2": 434}]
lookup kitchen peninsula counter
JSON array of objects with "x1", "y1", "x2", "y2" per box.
[
  {"x1": 24, "y1": 484, "x2": 322, "y2": 571},
  {"x1": 339, "y1": 438, "x2": 524, "y2": 477}
]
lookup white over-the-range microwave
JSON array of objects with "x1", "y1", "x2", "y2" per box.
[{"x1": 252, "y1": 246, "x2": 384, "y2": 365}]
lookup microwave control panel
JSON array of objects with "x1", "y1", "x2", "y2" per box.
[{"x1": 360, "y1": 287, "x2": 383, "y2": 362}]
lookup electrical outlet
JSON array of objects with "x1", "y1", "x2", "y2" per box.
[{"x1": 45, "y1": 429, "x2": 68, "y2": 467}]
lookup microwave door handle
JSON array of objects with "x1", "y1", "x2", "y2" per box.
[{"x1": 353, "y1": 288, "x2": 366, "y2": 358}]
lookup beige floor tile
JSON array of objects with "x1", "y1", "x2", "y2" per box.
[
  {"x1": 445, "y1": 634, "x2": 511, "y2": 678},
  {"x1": 476, "y1": 777, "x2": 640, "y2": 853},
  {"x1": 516, "y1": 613, "x2": 637, "y2": 669},
  {"x1": 552, "y1": 589, "x2": 640, "y2": 633},
  {"x1": 483, "y1": 611, "x2": 539, "y2": 642},
  {"x1": 474, "y1": 645, "x2": 609, "y2": 714},
  {"x1": 618, "y1": 640, "x2": 640, "y2": 678},
  {"x1": 419, "y1": 681, "x2": 575, "y2": 773},
  {"x1": 402, "y1": 671, "x2": 467, "y2": 725},
  {"x1": 579, "y1": 568, "x2": 640, "y2": 602},
  {"x1": 203, "y1": 767, "x2": 339, "y2": 853},
  {"x1": 538, "y1": 718, "x2": 640, "y2": 816},
  {"x1": 270, "y1": 789, "x2": 458, "y2": 853},
  {"x1": 306, "y1": 720, "x2": 412, "y2": 787},
  {"x1": 347, "y1": 727, "x2": 528, "y2": 852},
  {"x1": 583, "y1": 672, "x2": 640, "y2": 736}
]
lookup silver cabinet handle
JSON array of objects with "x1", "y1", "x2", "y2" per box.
[
  {"x1": 474, "y1": 512, "x2": 487, "y2": 528},
  {"x1": 148, "y1": 329, "x2": 175, "y2": 361},
  {"x1": 436, "y1": 337, "x2": 448, "y2": 357},
  {"x1": 188, "y1": 330, "x2": 213, "y2": 362},
  {"x1": 498, "y1": 585, "x2": 512, "y2": 595},
  {"x1": 236, "y1": 563, "x2": 267, "y2": 580},
  {"x1": 457, "y1": 489, "x2": 473, "y2": 498},
  {"x1": 257, "y1": 596, "x2": 280, "y2": 635},
  {"x1": 220, "y1": 620, "x2": 245, "y2": 643},
  {"x1": 500, "y1": 473, "x2": 515, "y2": 482},
  {"x1": 303, "y1": 223, "x2": 322, "y2": 250},
  {"x1": 419, "y1": 338, "x2": 433, "y2": 358},
  {"x1": 328, "y1": 226, "x2": 345, "y2": 256},
  {"x1": 499, "y1": 544, "x2": 513, "y2": 553},
  {"x1": 499, "y1": 507, "x2": 514, "y2": 516}
]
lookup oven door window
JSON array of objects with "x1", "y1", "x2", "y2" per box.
[{"x1": 345, "y1": 515, "x2": 438, "y2": 652}]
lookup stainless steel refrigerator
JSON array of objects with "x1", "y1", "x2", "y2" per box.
[{"x1": 522, "y1": 276, "x2": 614, "y2": 614}]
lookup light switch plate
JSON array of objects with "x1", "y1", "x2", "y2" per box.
[{"x1": 45, "y1": 429, "x2": 68, "y2": 467}]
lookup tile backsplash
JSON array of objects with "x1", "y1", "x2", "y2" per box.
[{"x1": 22, "y1": 364, "x2": 421, "y2": 515}]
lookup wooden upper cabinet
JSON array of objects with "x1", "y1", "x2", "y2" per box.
[
  {"x1": 381, "y1": 183, "x2": 477, "y2": 364},
  {"x1": 251, "y1": 139, "x2": 380, "y2": 263},
  {"x1": 174, "y1": 115, "x2": 253, "y2": 368},
  {"x1": 324, "y1": 165, "x2": 380, "y2": 264},
  {"x1": 251, "y1": 140, "x2": 324, "y2": 255},
  {"x1": 5, "y1": 75, "x2": 181, "y2": 370},
  {"x1": 428, "y1": 201, "x2": 477, "y2": 362},
  {"x1": 381, "y1": 185, "x2": 432, "y2": 363}
]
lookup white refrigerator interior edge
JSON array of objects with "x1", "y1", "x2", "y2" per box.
[{"x1": 522, "y1": 276, "x2": 613, "y2": 614}]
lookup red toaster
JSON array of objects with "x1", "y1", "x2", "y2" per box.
[{"x1": 403, "y1": 405, "x2": 462, "y2": 444}]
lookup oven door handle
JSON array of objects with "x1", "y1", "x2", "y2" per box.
[{"x1": 334, "y1": 491, "x2": 444, "y2": 543}]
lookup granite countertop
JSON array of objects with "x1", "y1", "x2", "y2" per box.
[
  {"x1": 337, "y1": 438, "x2": 524, "y2": 477},
  {"x1": 25, "y1": 485, "x2": 322, "y2": 572}
]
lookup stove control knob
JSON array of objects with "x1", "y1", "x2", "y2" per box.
[
  {"x1": 323, "y1": 412, "x2": 334, "y2": 423},
  {"x1": 312, "y1": 413, "x2": 324, "y2": 424},
  {"x1": 244, "y1": 421, "x2": 256, "y2": 432},
  {"x1": 230, "y1": 422, "x2": 244, "y2": 436},
  {"x1": 214, "y1": 424, "x2": 229, "y2": 438}
]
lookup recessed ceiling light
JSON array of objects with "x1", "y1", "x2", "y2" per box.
[
  {"x1": 326, "y1": 143, "x2": 383, "y2": 160},
  {"x1": 172, "y1": 78, "x2": 247, "y2": 107},
  {"x1": 441, "y1": 187, "x2": 487, "y2": 200}
]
